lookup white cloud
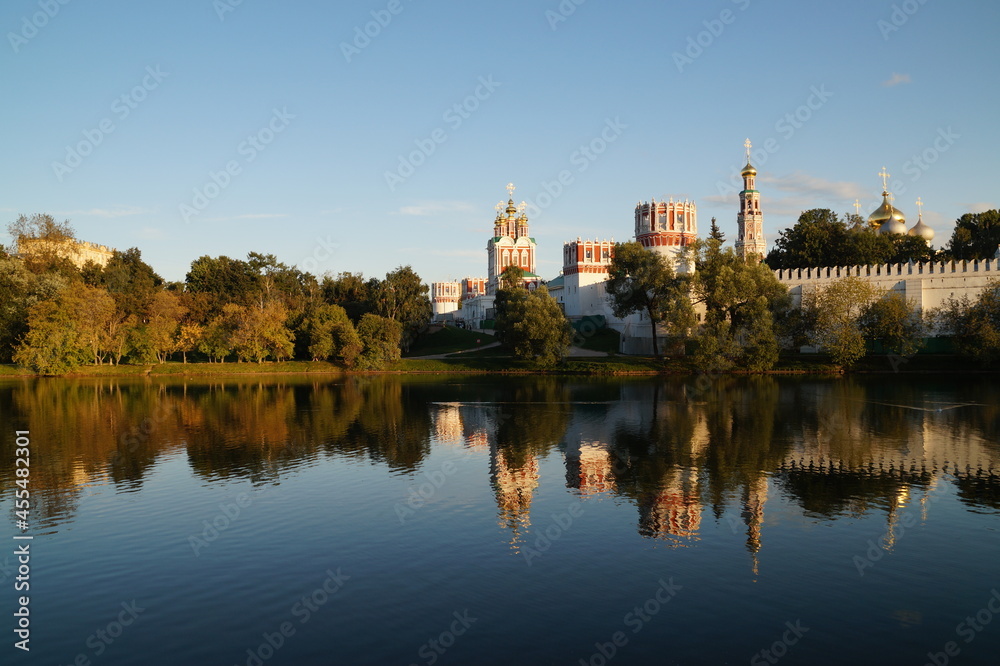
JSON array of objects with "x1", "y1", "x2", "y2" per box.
[
  {"x1": 963, "y1": 202, "x2": 997, "y2": 214},
  {"x1": 203, "y1": 213, "x2": 289, "y2": 222},
  {"x1": 395, "y1": 201, "x2": 476, "y2": 217},
  {"x1": 882, "y1": 72, "x2": 911, "y2": 87},
  {"x1": 53, "y1": 207, "x2": 147, "y2": 218},
  {"x1": 761, "y1": 172, "x2": 868, "y2": 201}
]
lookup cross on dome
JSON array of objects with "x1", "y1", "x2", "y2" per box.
[
  {"x1": 916, "y1": 197, "x2": 924, "y2": 216},
  {"x1": 506, "y1": 183, "x2": 516, "y2": 199},
  {"x1": 744, "y1": 138, "x2": 752, "y2": 163},
  {"x1": 879, "y1": 166, "x2": 891, "y2": 193}
]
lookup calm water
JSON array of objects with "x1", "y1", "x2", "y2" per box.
[{"x1": 1, "y1": 374, "x2": 999, "y2": 665}]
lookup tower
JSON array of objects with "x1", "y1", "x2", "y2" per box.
[
  {"x1": 634, "y1": 197, "x2": 698, "y2": 272},
  {"x1": 735, "y1": 139, "x2": 767, "y2": 260},
  {"x1": 486, "y1": 183, "x2": 539, "y2": 294}
]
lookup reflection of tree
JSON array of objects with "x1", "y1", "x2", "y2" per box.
[
  {"x1": 345, "y1": 379, "x2": 432, "y2": 471},
  {"x1": 487, "y1": 379, "x2": 571, "y2": 550},
  {"x1": 608, "y1": 382, "x2": 703, "y2": 545}
]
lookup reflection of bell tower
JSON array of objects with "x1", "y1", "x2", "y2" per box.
[
  {"x1": 490, "y1": 445, "x2": 539, "y2": 551},
  {"x1": 638, "y1": 467, "x2": 702, "y2": 544},
  {"x1": 741, "y1": 475, "x2": 769, "y2": 579},
  {"x1": 565, "y1": 442, "x2": 615, "y2": 495}
]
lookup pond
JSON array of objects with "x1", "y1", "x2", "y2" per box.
[{"x1": 1, "y1": 374, "x2": 998, "y2": 665}]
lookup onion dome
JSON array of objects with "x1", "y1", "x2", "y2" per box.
[
  {"x1": 741, "y1": 161, "x2": 757, "y2": 177},
  {"x1": 879, "y1": 214, "x2": 908, "y2": 235},
  {"x1": 908, "y1": 214, "x2": 935, "y2": 242},
  {"x1": 869, "y1": 192, "x2": 906, "y2": 230},
  {"x1": 907, "y1": 198, "x2": 934, "y2": 242}
]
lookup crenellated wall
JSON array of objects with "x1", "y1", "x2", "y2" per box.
[{"x1": 775, "y1": 259, "x2": 1000, "y2": 323}]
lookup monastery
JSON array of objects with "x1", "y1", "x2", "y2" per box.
[{"x1": 432, "y1": 141, "x2": 997, "y2": 350}]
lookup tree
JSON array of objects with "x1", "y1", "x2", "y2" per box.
[
  {"x1": 0, "y1": 257, "x2": 67, "y2": 362},
  {"x1": 355, "y1": 314, "x2": 402, "y2": 369},
  {"x1": 97, "y1": 248, "x2": 164, "y2": 319},
  {"x1": 72, "y1": 284, "x2": 119, "y2": 365},
  {"x1": 605, "y1": 242, "x2": 694, "y2": 357},
  {"x1": 176, "y1": 322, "x2": 204, "y2": 364},
  {"x1": 146, "y1": 291, "x2": 187, "y2": 363},
  {"x1": 493, "y1": 266, "x2": 529, "y2": 346},
  {"x1": 942, "y1": 210, "x2": 1000, "y2": 260},
  {"x1": 709, "y1": 217, "x2": 725, "y2": 242},
  {"x1": 322, "y1": 272, "x2": 371, "y2": 322},
  {"x1": 368, "y1": 266, "x2": 431, "y2": 351},
  {"x1": 7, "y1": 214, "x2": 79, "y2": 275},
  {"x1": 230, "y1": 302, "x2": 295, "y2": 363},
  {"x1": 304, "y1": 304, "x2": 362, "y2": 366},
  {"x1": 185, "y1": 255, "x2": 260, "y2": 315},
  {"x1": 501, "y1": 285, "x2": 572, "y2": 366},
  {"x1": 13, "y1": 291, "x2": 88, "y2": 374},
  {"x1": 766, "y1": 209, "x2": 934, "y2": 269},
  {"x1": 935, "y1": 278, "x2": 1000, "y2": 365},
  {"x1": 690, "y1": 238, "x2": 787, "y2": 371},
  {"x1": 805, "y1": 276, "x2": 880, "y2": 368},
  {"x1": 859, "y1": 292, "x2": 924, "y2": 356}
]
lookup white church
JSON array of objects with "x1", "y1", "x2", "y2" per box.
[{"x1": 432, "y1": 141, "x2": 998, "y2": 352}]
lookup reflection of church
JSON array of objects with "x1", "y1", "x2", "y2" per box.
[{"x1": 443, "y1": 382, "x2": 999, "y2": 579}]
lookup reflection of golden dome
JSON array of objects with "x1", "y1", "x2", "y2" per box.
[
  {"x1": 868, "y1": 192, "x2": 906, "y2": 230},
  {"x1": 741, "y1": 162, "x2": 757, "y2": 177},
  {"x1": 908, "y1": 214, "x2": 935, "y2": 242}
]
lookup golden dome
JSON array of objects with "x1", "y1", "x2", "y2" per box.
[
  {"x1": 868, "y1": 192, "x2": 906, "y2": 229},
  {"x1": 908, "y1": 214, "x2": 935, "y2": 242},
  {"x1": 741, "y1": 162, "x2": 757, "y2": 177}
]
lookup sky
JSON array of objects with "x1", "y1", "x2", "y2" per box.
[{"x1": 2, "y1": 0, "x2": 998, "y2": 285}]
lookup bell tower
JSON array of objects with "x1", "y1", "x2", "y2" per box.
[{"x1": 735, "y1": 139, "x2": 767, "y2": 260}]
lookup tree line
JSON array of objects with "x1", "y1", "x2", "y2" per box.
[{"x1": 1, "y1": 214, "x2": 431, "y2": 374}]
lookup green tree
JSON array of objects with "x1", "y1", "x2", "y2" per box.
[
  {"x1": 605, "y1": 242, "x2": 694, "y2": 357},
  {"x1": 502, "y1": 285, "x2": 572, "y2": 366},
  {"x1": 859, "y1": 292, "x2": 924, "y2": 356},
  {"x1": 13, "y1": 291, "x2": 88, "y2": 374},
  {"x1": 942, "y1": 210, "x2": 1000, "y2": 260},
  {"x1": 806, "y1": 276, "x2": 880, "y2": 368},
  {"x1": 98, "y1": 248, "x2": 164, "y2": 318},
  {"x1": 198, "y1": 306, "x2": 240, "y2": 363},
  {"x1": 0, "y1": 257, "x2": 67, "y2": 362},
  {"x1": 185, "y1": 255, "x2": 260, "y2": 316},
  {"x1": 766, "y1": 209, "x2": 934, "y2": 269},
  {"x1": 355, "y1": 314, "x2": 402, "y2": 369},
  {"x1": 73, "y1": 284, "x2": 119, "y2": 365},
  {"x1": 304, "y1": 304, "x2": 363, "y2": 366},
  {"x1": 935, "y1": 278, "x2": 1000, "y2": 365},
  {"x1": 493, "y1": 266, "x2": 529, "y2": 346},
  {"x1": 691, "y1": 238, "x2": 787, "y2": 371},
  {"x1": 322, "y1": 272, "x2": 371, "y2": 322},
  {"x1": 368, "y1": 266, "x2": 431, "y2": 351}
]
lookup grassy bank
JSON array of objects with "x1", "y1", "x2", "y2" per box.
[{"x1": 1, "y1": 354, "x2": 993, "y2": 378}]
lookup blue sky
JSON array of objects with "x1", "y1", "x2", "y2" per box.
[{"x1": 2, "y1": 0, "x2": 998, "y2": 284}]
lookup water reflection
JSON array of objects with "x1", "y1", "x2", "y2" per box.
[{"x1": 1, "y1": 375, "x2": 998, "y2": 557}]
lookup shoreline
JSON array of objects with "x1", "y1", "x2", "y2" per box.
[{"x1": 1, "y1": 355, "x2": 995, "y2": 379}]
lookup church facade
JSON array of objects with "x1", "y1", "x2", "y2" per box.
[{"x1": 432, "y1": 142, "x2": 991, "y2": 350}]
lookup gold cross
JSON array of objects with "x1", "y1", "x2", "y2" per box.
[
  {"x1": 878, "y1": 166, "x2": 890, "y2": 192},
  {"x1": 744, "y1": 138, "x2": 752, "y2": 163},
  {"x1": 916, "y1": 197, "x2": 923, "y2": 216},
  {"x1": 854, "y1": 199, "x2": 861, "y2": 216},
  {"x1": 506, "y1": 182, "x2": 516, "y2": 199},
  {"x1": 518, "y1": 201, "x2": 527, "y2": 214}
]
